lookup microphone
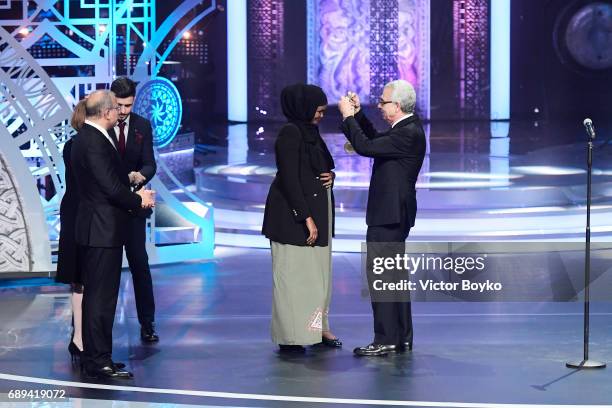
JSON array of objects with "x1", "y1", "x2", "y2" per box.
[{"x1": 583, "y1": 118, "x2": 596, "y2": 139}]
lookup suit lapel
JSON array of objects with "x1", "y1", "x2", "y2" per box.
[{"x1": 111, "y1": 127, "x2": 120, "y2": 150}]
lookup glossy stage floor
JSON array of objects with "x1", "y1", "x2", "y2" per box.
[{"x1": 2, "y1": 247, "x2": 612, "y2": 407}]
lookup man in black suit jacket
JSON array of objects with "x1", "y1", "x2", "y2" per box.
[
  {"x1": 339, "y1": 80, "x2": 426, "y2": 356},
  {"x1": 72, "y1": 90, "x2": 155, "y2": 378},
  {"x1": 110, "y1": 77, "x2": 159, "y2": 343}
]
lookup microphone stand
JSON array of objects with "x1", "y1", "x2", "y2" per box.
[{"x1": 566, "y1": 129, "x2": 606, "y2": 369}]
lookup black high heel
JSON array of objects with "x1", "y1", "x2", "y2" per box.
[
  {"x1": 68, "y1": 322, "x2": 82, "y2": 365},
  {"x1": 68, "y1": 341, "x2": 82, "y2": 364}
]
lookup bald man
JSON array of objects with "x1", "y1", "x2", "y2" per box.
[{"x1": 71, "y1": 90, "x2": 155, "y2": 379}]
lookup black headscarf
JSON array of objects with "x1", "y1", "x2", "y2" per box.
[
  {"x1": 280, "y1": 84, "x2": 334, "y2": 173},
  {"x1": 281, "y1": 84, "x2": 327, "y2": 122}
]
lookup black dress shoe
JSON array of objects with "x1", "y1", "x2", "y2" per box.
[
  {"x1": 392, "y1": 342, "x2": 412, "y2": 353},
  {"x1": 84, "y1": 365, "x2": 133, "y2": 379},
  {"x1": 353, "y1": 343, "x2": 395, "y2": 356},
  {"x1": 112, "y1": 361, "x2": 126, "y2": 369},
  {"x1": 140, "y1": 324, "x2": 159, "y2": 343},
  {"x1": 320, "y1": 337, "x2": 342, "y2": 348}
]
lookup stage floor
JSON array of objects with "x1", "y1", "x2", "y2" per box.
[{"x1": 1, "y1": 247, "x2": 612, "y2": 407}]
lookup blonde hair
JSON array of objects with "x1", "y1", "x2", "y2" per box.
[{"x1": 71, "y1": 99, "x2": 87, "y2": 130}]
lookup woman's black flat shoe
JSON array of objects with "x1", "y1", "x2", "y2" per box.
[
  {"x1": 321, "y1": 337, "x2": 342, "y2": 348},
  {"x1": 279, "y1": 344, "x2": 306, "y2": 353}
]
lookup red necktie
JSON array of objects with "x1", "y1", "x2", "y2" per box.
[{"x1": 118, "y1": 121, "x2": 126, "y2": 156}]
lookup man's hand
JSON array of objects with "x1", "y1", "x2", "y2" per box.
[
  {"x1": 305, "y1": 217, "x2": 318, "y2": 246},
  {"x1": 338, "y1": 96, "x2": 355, "y2": 119},
  {"x1": 129, "y1": 171, "x2": 147, "y2": 186},
  {"x1": 320, "y1": 171, "x2": 335, "y2": 189},
  {"x1": 137, "y1": 189, "x2": 156, "y2": 209},
  {"x1": 347, "y1": 91, "x2": 361, "y2": 114}
]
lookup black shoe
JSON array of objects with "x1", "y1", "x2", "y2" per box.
[
  {"x1": 84, "y1": 365, "x2": 133, "y2": 379},
  {"x1": 392, "y1": 342, "x2": 412, "y2": 353},
  {"x1": 279, "y1": 344, "x2": 306, "y2": 353},
  {"x1": 353, "y1": 343, "x2": 395, "y2": 356},
  {"x1": 68, "y1": 341, "x2": 82, "y2": 364},
  {"x1": 140, "y1": 324, "x2": 159, "y2": 343},
  {"x1": 320, "y1": 337, "x2": 342, "y2": 348},
  {"x1": 112, "y1": 361, "x2": 126, "y2": 369}
]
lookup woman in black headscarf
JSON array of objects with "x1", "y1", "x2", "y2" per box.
[{"x1": 262, "y1": 84, "x2": 341, "y2": 352}]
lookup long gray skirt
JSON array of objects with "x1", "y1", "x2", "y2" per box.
[{"x1": 270, "y1": 189, "x2": 332, "y2": 345}]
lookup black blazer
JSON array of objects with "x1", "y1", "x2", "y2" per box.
[
  {"x1": 71, "y1": 123, "x2": 142, "y2": 247},
  {"x1": 262, "y1": 123, "x2": 335, "y2": 246},
  {"x1": 113, "y1": 112, "x2": 156, "y2": 218},
  {"x1": 341, "y1": 111, "x2": 426, "y2": 227}
]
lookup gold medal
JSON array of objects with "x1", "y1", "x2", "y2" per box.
[{"x1": 344, "y1": 141, "x2": 355, "y2": 153}]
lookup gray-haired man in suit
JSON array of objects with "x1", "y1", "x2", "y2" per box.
[{"x1": 339, "y1": 80, "x2": 426, "y2": 356}]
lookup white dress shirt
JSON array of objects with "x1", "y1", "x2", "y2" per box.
[{"x1": 84, "y1": 120, "x2": 116, "y2": 150}]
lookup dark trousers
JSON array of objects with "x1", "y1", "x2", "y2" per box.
[
  {"x1": 126, "y1": 216, "x2": 155, "y2": 326},
  {"x1": 366, "y1": 221, "x2": 413, "y2": 346},
  {"x1": 81, "y1": 246, "x2": 123, "y2": 369}
]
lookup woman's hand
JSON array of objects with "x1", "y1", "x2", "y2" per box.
[
  {"x1": 305, "y1": 217, "x2": 318, "y2": 246},
  {"x1": 320, "y1": 171, "x2": 335, "y2": 189}
]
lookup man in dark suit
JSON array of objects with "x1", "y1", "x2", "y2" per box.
[
  {"x1": 339, "y1": 80, "x2": 426, "y2": 356},
  {"x1": 110, "y1": 77, "x2": 159, "y2": 343},
  {"x1": 72, "y1": 90, "x2": 155, "y2": 378}
]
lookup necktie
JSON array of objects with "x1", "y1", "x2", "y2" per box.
[{"x1": 118, "y1": 121, "x2": 126, "y2": 156}]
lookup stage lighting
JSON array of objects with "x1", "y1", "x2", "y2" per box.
[
  {"x1": 512, "y1": 166, "x2": 585, "y2": 176},
  {"x1": 424, "y1": 171, "x2": 522, "y2": 180}
]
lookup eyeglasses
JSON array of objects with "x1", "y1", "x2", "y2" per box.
[
  {"x1": 378, "y1": 98, "x2": 395, "y2": 105},
  {"x1": 108, "y1": 106, "x2": 121, "y2": 112}
]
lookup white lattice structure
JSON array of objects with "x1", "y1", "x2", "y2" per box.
[{"x1": 0, "y1": 0, "x2": 218, "y2": 274}]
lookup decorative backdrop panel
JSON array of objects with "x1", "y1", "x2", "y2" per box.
[
  {"x1": 0, "y1": 154, "x2": 29, "y2": 272},
  {"x1": 370, "y1": 0, "x2": 398, "y2": 103},
  {"x1": 308, "y1": 0, "x2": 430, "y2": 118},
  {"x1": 248, "y1": 0, "x2": 285, "y2": 120},
  {"x1": 453, "y1": 0, "x2": 489, "y2": 119}
]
